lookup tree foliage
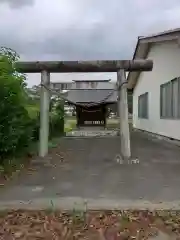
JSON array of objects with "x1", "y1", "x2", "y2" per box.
[
  {"x1": 49, "y1": 97, "x2": 65, "y2": 138},
  {"x1": 0, "y1": 47, "x2": 65, "y2": 167},
  {"x1": 0, "y1": 47, "x2": 32, "y2": 162}
]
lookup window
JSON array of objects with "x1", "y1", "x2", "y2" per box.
[
  {"x1": 91, "y1": 82, "x2": 97, "y2": 89},
  {"x1": 160, "y1": 78, "x2": 180, "y2": 119},
  {"x1": 76, "y1": 82, "x2": 81, "y2": 89},
  {"x1": 61, "y1": 83, "x2": 64, "y2": 90},
  {"x1": 64, "y1": 83, "x2": 68, "y2": 90},
  {"x1": 84, "y1": 82, "x2": 89, "y2": 89},
  {"x1": 138, "y1": 92, "x2": 148, "y2": 119},
  {"x1": 62, "y1": 83, "x2": 69, "y2": 90}
]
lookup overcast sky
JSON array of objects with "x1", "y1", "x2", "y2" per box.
[{"x1": 0, "y1": 0, "x2": 180, "y2": 86}]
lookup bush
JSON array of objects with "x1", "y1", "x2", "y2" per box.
[
  {"x1": 0, "y1": 47, "x2": 65, "y2": 168},
  {"x1": 26, "y1": 104, "x2": 40, "y2": 141},
  {"x1": 28, "y1": 98, "x2": 65, "y2": 141},
  {"x1": 49, "y1": 98, "x2": 64, "y2": 138},
  {"x1": 0, "y1": 47, "x2": 34, "y2": 163}
]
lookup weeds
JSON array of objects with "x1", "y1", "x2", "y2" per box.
[{"x1": 72, "y1": 201, "x2": 87, "y2": 225}]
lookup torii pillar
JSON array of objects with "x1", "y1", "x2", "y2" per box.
[
  {"x1": 117, "y1": 69, "x2": 131, "y2": 159},
  {"x1": 39, "y1": 70, "x2": 50, "y2": 157}
]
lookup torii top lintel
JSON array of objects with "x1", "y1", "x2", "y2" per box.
[{"x1": 15, "y1": 60, "x2": 153, "y2": 73}]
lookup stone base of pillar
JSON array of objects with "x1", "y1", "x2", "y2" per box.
[{"x1": 115, "y1": 154, "x2": 139, "y2": 164}]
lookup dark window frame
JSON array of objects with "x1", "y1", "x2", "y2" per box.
[
  {"x1": 160, "y1": 77, "x2": 180, "y2": 119},
  {"x1": 138, "y1": 92, "x2": 149, "y2": 119}
]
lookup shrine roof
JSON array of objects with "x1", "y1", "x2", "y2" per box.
[
  {"x1": 64, "y1": 89, "x2": 117, "y2": 104},
  {"x1": 72, "y1": 79, "x2": 111, "y2": 82}
]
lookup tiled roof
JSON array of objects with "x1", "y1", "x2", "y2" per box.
[{"x1": 64, "y1": 89, "x2": 117, "y2": 104}]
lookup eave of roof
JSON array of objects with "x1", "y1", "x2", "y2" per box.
[
  {"x1": 64, "y1": 89, "x2": 117, "y2": 105},
  {"x1": 73, "y1": 79, "x2": 111, "y2": 82},
  {"x1": 127, "y1": 28, "x2": 180, "y2": 90}
]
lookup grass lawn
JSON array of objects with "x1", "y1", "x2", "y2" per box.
[
  {"x1": 64, "y1": 117, "x2": 77, "y2": 132},
  {"x1": 65, "y1": 117, "x2": 120, "y2": 130}
]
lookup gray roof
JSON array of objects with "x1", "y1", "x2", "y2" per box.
[
  {"x1": 73, "y1": 79, "x2": 111, "y2": 82},
  {"x1": 64, "y1": 89, "x2": 117, "y2": 104},
  {"x1": 138, "y1": 27, "x2": 180, "y2": 40}
]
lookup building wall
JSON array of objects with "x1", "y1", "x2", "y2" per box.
[
  {"x1": 133, "y1": 40, "x2": 180, "y2": 140},
  {"x1": 50, "y1": 82, "x2": 72, "y2": 91},
  {"x1": 49, "y1": 81, "x2": 115, "y2": 90},
  {"x1": 71, "y1": 81, "x2": 115, "y2": 90}
]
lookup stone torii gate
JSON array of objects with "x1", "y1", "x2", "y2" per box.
[{"x1": 16, "y1": 60, "x2": 153, "y2": 159}]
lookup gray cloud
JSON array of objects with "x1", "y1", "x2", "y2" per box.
[
  {"x1": 0, "y1": 0, "x2": 180, "y2": 85},
  {"x1": 0, "y1": 0, "x2": 34, "y2": 8},
  {"x1": 1, "y1": 0, "x2": 180, "y2": 58}
]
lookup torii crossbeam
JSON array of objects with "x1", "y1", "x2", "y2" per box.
[{"x1": 16, "y1": 60, "x2": 153, "y2": 159}]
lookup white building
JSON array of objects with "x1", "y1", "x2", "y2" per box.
[
  {"x1": 128, "y1": 28, "x2": 180, "y2": 140},
  {"x1": 50, "y1": 79, "x2": 115, "y2": 91}
]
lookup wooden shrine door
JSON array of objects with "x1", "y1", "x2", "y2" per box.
[{"x1": 76, "y1": 104, "x2": 106, "y2": 127}]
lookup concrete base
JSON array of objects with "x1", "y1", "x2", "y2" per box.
[
  {"x1": 66, "y1": 129, "x2": 118, "y2": 137},
  {"x1": 78, "y1": 126, "x2": 105, "y2": 130},
  {"x1": 0, "y1": 197, "x2": 180, "y2": 210}
]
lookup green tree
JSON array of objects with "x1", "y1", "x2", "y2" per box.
[
  {"x1": 0, "y1": 47, "x2": 33, "y2": 163},
  {"x1": 49, "y1": 97, "x2": 65, "y2": 138}
]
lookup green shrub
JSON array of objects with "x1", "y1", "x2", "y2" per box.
[
  {"x1": 0, "y1": 47, "x2": 65, "y2": 168},
  {"x1": 49, "y1": 99, "x2": 64, "y2": 138},
  {"x1": 0, "y1": 47, "x2": 33, "y2": 163},
  {"x1": 26, "y1": 104, "x2": 40, "y2": 141}
]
